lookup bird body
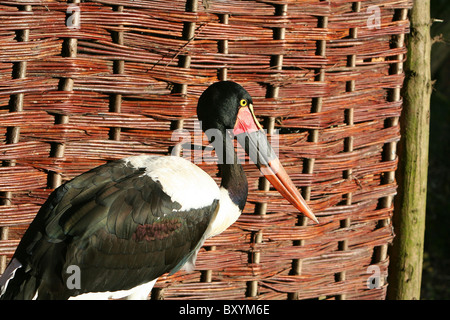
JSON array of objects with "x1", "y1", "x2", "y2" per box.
[
  {"x1": 0, "y1": 81, "x2": 317, "y2": 299},
  {"x1": 1, "y1": 155, "x2": 242, "y2": 299}
]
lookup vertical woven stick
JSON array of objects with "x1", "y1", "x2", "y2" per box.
[
  {"x1": 109, "y1": 5, "x2": 124, "y2": 141},
  {"x1": 377, "y1": 8, "x2": 408, "y2": 260},
  {"x1": 335, "y1": 1, "x2": 361, "y2": 301},
  {"x1": 200, "y1": 12, "x2": 229, "y2": 285},
  {"x1": 247, "y1": 3, "x2": 287, "y2": 298},
  {"x1": 0, "y1": 4, "x2": 31, "y2": 273},
  {"x1": 288, "y1": 8, "x2": 328, "y2": 300},
  {"x1": 218, "y1": 14, "x2": 229, "y2": 81},
  {"x1": 168, "y1": 0, "x2": 198, "y2": 158},
  {"x1": 48, "y1": 0, "x2": 81, "y2": 189},
  {"x1": 387, "y1": 2, "x2": 431, "y2": 300},
  {"x1": 374, "y1": 7, "x2": 408, "y2": 292}
]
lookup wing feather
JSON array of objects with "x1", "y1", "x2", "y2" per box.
[{"x1": 11, "y1": 156, "x2": 219, "y2": 298}]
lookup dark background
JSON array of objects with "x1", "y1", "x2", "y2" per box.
[{"x1": 422, "y1": 0, "x2": 450, "y2": 300}]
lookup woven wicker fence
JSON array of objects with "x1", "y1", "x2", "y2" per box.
[{"x1": 0, "y1": 0, "x2": 413, "y2": 299}]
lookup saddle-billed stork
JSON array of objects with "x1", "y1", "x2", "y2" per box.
[{"x1": 0, "y1": 81, "x2": 318, "y2": 300}]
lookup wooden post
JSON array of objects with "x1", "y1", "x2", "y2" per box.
[{"x1": 387, "y1": 0, "x2": 432, "y2": 300}]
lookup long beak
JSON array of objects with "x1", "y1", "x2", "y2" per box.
[
  {"x1": 234, "y1": 105, "x2": 319, "y2": 224},
  {"x1": 259, "y1": 157, "x2": 319, "y2": 224}
]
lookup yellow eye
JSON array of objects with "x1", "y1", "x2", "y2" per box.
[{"x1": 240, "y1": 99, "x2": 248, "y2": 107}]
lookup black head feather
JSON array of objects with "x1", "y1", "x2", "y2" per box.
[{"x1": 197, "y1": 81, "x2": 253, "y2": 133}]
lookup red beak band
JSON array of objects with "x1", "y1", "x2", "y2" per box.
[{"x1": 233, "y1": 105, "x2": 262, "y2": 136}]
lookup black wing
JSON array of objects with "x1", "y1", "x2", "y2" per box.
[{"x1": 7, "y1": 158, "x2": 218, "y2": 299}]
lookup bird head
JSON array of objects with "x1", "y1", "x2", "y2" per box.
[
  {"x1": 197, "y1": 81, "x2": 319, "y2": 224},
  {"x1": 197, "y1": 81, "x2": 254, "y2": 133}
]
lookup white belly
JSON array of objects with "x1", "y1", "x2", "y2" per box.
[{"x1": 68, "y1": 279, "x2": 157, "y2": 300}]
